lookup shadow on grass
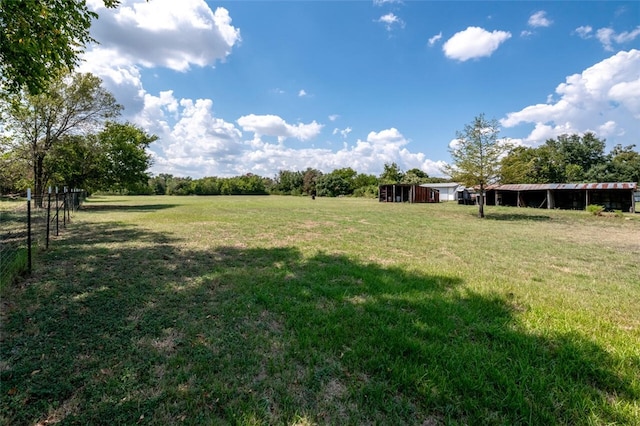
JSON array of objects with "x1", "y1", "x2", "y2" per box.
[
  {"x1": 1, "y1": 220, "x2": 637, "y2": 425},
  {"x1": 80, "y1": 204, "x2": 179, "y2": 212},
  {"x1": 483, "y1": 211, "x2": 552, "y2": 221}
]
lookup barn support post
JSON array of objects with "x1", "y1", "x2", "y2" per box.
[
  {"x1": 585, "y1": 190, "x2": 590, "y2": 207},
  {"x1": 547, "y1": 189, "x2": 554, "y2": 209}
]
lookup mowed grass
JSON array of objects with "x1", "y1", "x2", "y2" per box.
[{"x1": 1, "y1": 195, "x2": 639, "y2": 425}]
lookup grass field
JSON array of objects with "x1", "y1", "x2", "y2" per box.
[{"x1": 1, "y1": 195, "x2": 639, "y2": 425}]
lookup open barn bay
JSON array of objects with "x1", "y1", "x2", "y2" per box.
[{"x1": 2, "y1": 196, "x2": 639, "y2": 425}]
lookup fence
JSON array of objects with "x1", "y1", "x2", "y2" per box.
[{"x1": 0, "y1": 189, "x2": 85, "y2": 288}]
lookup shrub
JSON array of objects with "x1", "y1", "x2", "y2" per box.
[{"x1": 586, "y1": 204, "x2": 604, "y2": 216}]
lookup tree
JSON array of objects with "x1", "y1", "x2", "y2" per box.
[
  {"x1": 45, "y1": 134, "x2": 103, "y2": 192},
  {"x1": 97, "y1": 122, "x2": 156, "y2": 193},
  {"x1": 379, "y1": 162, "x2": 404, "y2": 184},
  {"x1": 0, "y1": 0, "x2": 121, "y2": 95},
  {"x1": 443, "y1": 114, "x2": 510, "y2": 218},
  {"x1": 302, "y1": 168, "x2": 322, "y2": 196},
  {"x1": 1, "y1": 72, "x2": 121, "y2": 203},
  {"x1": 402, "y1": 168, "x2": 429, "y2": 184},
  {"x1": 316, "y1": 174, "x2": 352, "y2": 197},
  {"x1": 273, "y1": 170, "x2": 304, "y2": 195}
]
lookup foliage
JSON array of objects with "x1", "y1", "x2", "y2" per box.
[
  {"x1": 499, "y1": 133, "x2": 638, "y2": 184},
  {"x1": 302, "y1": 168, "x2": 322, "y2": 196},
  {"x1": 272, "y1": 170, "x2": 304, "y2": 195},
  {"x1": 586, "y1": 204, "x2": 604, "y2": 216},
  {"x1": 0, "y1": 0, "x2": 120, "y2": 95},
  {"x1": 352, "y1": 184, "x2": 379, "y2": 198},
  {"x1": 443, "y1": 114, "x2": 510, "y2": 218},
  {"x1": 316, "y1": 174, "x2": 351, "y2": 197},
  {"x1": 379, "y1": 162, "x2": 404, "y2": 184},
  {"x1": 402, "y1": 168, "x2": 429, "y2": 184},
  {"x1": 1, "y1": 72, "x2": 121, "y2": 200},
  {"x1": 98, "y1": 122, "x2": 156, "y2": 193},
  {"x1": 353, "y1": 172, "x2": 378, "y2": 189}
]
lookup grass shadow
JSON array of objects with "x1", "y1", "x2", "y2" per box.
[
  {"x1": 1, "y1": 220, "x2": 637, "y2": 424},
  {"x1": 483, "y1": 212, "x2": 552, "y2": 221},
  {"x1": 80, "y1": 204, "x2": 179, "y2": 212}
]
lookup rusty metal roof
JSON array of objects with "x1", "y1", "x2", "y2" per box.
[{"x1": 491, "y1": 182, "x2": 637, "y2": 191}]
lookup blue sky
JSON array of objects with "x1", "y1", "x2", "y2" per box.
[{"x1": 81, "y1": 0, "x2": 640, "y2": 178}]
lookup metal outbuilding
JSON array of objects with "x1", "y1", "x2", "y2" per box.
[
  {"x1": 379, "y1": 184, "x2": 440, "y2": 203},
  {"x1": 485, "y1": 182, "x2": 638, "y2": 212}
]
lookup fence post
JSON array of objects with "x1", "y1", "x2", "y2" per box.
[
  {"x1": 46, "y1": 187, "x2": 52, "y2": 249},
  {"x1": 27, "y1": 188, "x2": 32, "y2": 274},
  {"x1": 63, "y1": 187, "x2": 67, "y2": 228},
  {"x1": 55, "y1": 187, "x2": 60, "y2": 236}
]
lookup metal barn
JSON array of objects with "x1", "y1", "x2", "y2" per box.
[
  {"x1": 379, "y1": 184, "x2": 440, "y2": 203},
  {"x1": 485, "y1": 182, "x2": 637, "y2": 212}
]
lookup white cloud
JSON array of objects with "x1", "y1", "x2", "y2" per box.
[
  {"x1": 328, "y1": 114, "x2": 340, "y2": 122},
  {"x1": 86, "y1": 0, "x2": 240, "y2": 72},
  {"x1": 428, "y1": 32, "x2": 443, "y2": 47},
  {"x1": 237, "y1": 114, "x2": 323, "y2": 142},
  {"x1": 528, "y1": 11, "x2": 552, "y2": 28},
  {"x1": 575, "y1": 25, "x2": 593, "y2": 39},
  {"x1": 520, "y1": 30, "x2": 533, "y2": 38},
  {"x1": 501, "y1": 49, "x2": 640, "y2": 145},
  {"x1": 333, "y1": 127, "x2": 352, "y2": 138},
  {"x1": 596, "y1": 26, "x2": 640, "y2": 51},
  {"x1": 373, "y1": 0, "x2": 403, "y2": 5},
  {"x1": 377, "y1": 13, "x2": 405, "y2": 31},
  {"x1": 298, "y1": 89, "x2": 307, "y2": 97},
  {"x1": 443, "y1": 27, "x2": 511, "y2": 61},
  {"x1": 135, "y1": 92, "x2": 247, "y2": 177}
]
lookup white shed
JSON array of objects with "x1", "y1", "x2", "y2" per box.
[{"x1": 419, "y1": 183, "x2": 465, "y2": 201}]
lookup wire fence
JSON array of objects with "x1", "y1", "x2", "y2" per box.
[{"x1": 0, "y1": 190, "x2": 85, "y2": 288}]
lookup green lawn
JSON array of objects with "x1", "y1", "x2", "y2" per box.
[{"x1": 1, "y1": 195, "x2": 639, "y2": 425}]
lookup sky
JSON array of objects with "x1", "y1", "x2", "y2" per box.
[{"x1": 80, "y1": 0, "x2": 640, "y2": 179}]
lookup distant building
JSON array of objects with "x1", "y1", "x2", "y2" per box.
[
  {"x1": 418, "y1": 183, "x2": 465, "y2": 202},
  {"x1": 485, "y1": 183, "x2": 638, "y2": 213},
  {"x1": 379, "y1": 184, "x2": 439, "y2": 203}
]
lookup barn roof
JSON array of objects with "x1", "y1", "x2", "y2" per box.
[{"x1": 489, "y1": 182, "x2": 637, "y2": 191}]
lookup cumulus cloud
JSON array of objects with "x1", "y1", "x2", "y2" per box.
[
  {"x1": 86, "y1": 0, "x2": 240, "y2": 72},
  {"x1": 328, "y1": 114, "x2": 340, "y2": 122},
  {"x1": 443, "y1": 27, "x2": 511, "y2": 61},
  {"x1": 80, "y1": 0, "x2": 240, "y2": 122},
  {"x1": 528, "y1": 11, "x2": 552, "y2": 28},
  {"x1": 237, "y1": 114, "x2": 323, "y2": 142},
  {"x1": 298, "y1": 89, "x2": 307, "y2": 97},
  {"x1": 501, "y1": 49, "x2": 640, "y2": 145},
  {"x1": 575, "y1": 25, "x2": 593, "y2": 39},
  {"x1": 377, "y1": 13, "x2": 405, "y2": 31},
  {"x1": 596, "y1": 26, "x2": 640, "y2": 51},
  {"x1": 373, "y1": 0, "x2": 403, "y2": 5},
  {"x1": 428, "y1": 32, "x2": 443, "y2": 47},
  {"x1": 333, "y1": 127, "x2": 353, "y2": 138}
]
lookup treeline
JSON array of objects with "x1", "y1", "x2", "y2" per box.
[
  {"x1": 142, "y1": 164, "x2": 451, "y2": 197},
  {"x1": 500, "y1": 133, "x2": 640, "y2": 184}
]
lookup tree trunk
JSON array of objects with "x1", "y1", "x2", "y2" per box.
[
  {"x1": 34, "y1": 154, "x2": 45, "y2": 208},
  {"x1": 478, "y1": 184, "x2": 485, "y2": 218}
]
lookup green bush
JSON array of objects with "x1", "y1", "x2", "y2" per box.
[{"x1": 586, "y1": 204, "x2": 604, "y2": 216}]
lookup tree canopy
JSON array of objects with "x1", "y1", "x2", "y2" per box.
[
  {"x1": 0, "y1": 0, "x2": 122, "y2": 95},
  {"x1": 499, "y1": 133, "x2": 638, "y2": 185},
  {"x1": 443, "y1": 114, "x2": 510, "y2": 218},
  {"x1": 1, "y1": 72, "x2": 123, "y2": 200}
]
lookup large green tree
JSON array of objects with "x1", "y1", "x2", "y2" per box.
[
  {"x1": 1, "y1": 72, "x2": 122, "y2": 202},
  {"x1": 379, "y1": 162, "x2": 404, "y2": 184},
  {"x1": 499, "y1": 133, "x2": 628, "y2": 184},
  {"x1": 443, "y1": 114, "x2": 510, "y2": 218},
  {"x1": 97, "y1": 122, "x2": 156, "y2": 193},
  {"x1": 0, "y1": 0, "x2": 122, "y2": 95}
]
